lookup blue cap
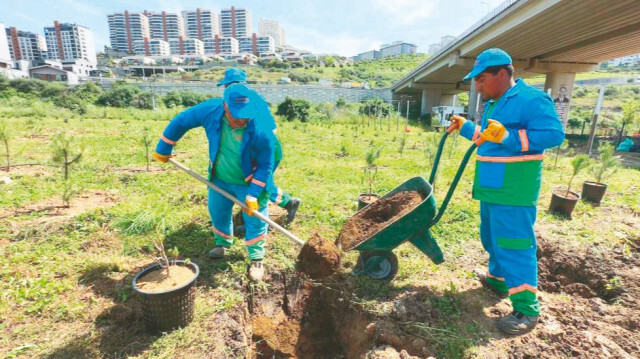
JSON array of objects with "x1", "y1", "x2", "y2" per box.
[
  {"x1": 223, "y1": 84, "x2": 257, "y2": 119},
  {"x1": 217, "y1": 68, "x2": 248, "y2": 87},
  {"x1": 462, "y1": 48, "x2": 512, "y2": 81}
]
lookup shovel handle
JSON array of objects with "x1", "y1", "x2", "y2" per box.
[{"x1": 168, "y1": 158, "x2": 305, "y2": 247}]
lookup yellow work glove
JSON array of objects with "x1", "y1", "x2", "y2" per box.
[
  {"x1": 244, "y1": 196, "x2": 259, "y2": 216},
  {"x1": 448, "y1": 115, "x2": 467, "y2": 132},
  {"x1": 153, "y1": 152, "x2": 172, "y2": 163},
  {"x1": 480, "y1": 119, "x2": 510, "y2": 144}
]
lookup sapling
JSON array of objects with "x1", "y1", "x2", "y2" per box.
[
  {"x1": 565, "y1": 154, "x2": 590, "y2": 197},
  {"x1": 363, "y1": 145, "x2": 382, "y2": 195},
  {"x1": 590, "y1": 142, "x2": 620, "y2": 183},
  {"x1": 51, "y1": 132, "x2": 84, "y2": 207},
  {"x1": 398, "y1": 134, "x2": 407, "y2": 156},
  {"x1": 141, "y1": 125, "x2": 152, "y2": 172},
  {"x1": 0, "y1": 119, "x2": 11, "y2": 171},
  {"x1": 553, "y1": 139, "x2": 569, "y2": 169},
  {"x1": 153, "y1": 239, "x2": 180, "y2": 277}
]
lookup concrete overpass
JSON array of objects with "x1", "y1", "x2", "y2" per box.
[{"x1": 393, "y1": 0, "x2": 640, "y2": 123}]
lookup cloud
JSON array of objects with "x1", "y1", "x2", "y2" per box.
[{"x1": 372, "y1": 0, "x2": 436, "y2": 24}]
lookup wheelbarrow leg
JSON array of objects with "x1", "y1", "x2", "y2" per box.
[{"x1": 409, "y1": 229, "x2": 444, "y2": 264}]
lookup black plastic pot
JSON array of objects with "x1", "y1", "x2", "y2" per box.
[
  {"x1": 357, "y1": 193, "x2": 380, "y2": 210},
  {"x1": 549, "y1": 189, "x2": 581, "y2": 218},
  {"x1": 582, "y1": 181, "x2": 607, "y2": 206},
  {"x1": 132, "y1": 260, "x2": 199, "y2": 334}
]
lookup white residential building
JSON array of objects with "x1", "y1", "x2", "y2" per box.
[
  {"x1": 5, "y1": 27, "x2": 48, "y2": 61},
  {"x1": 379, "y1": 41, "x2": 417, "y2": 57},
  {"x1": 146, "y1": 11, "x2": 185, "y2": 42},
  {"x1": 203, "y1": 36, "x2": 239, "y2": 55},
  {"x1": 108, "y1": 11, "x2": 150, "y2": 54},
  {"x1": 169, "y1": 38, "x2": 204, "y2": 55},
  {"x1": 182, "y1": 9, "x2": 220, "y2": 40},
  {"x1": 608, "y1": 54, "x2": 640, "y2": 67},
  {"x1": 0, "y1": 23, "x2": 12, "y2": 66},
  {"x1": 44, "y1": 22, "x2": 96, "y2": 65},
  {"x1": 133, "y1": 39, "x2": 170, "y2": 56},
  {"x1": 220, "y1": 7, "x2": 251, "y2": 38},
  {"x1": 258, "y1": 19, "x2": 285, "y2": 48},
  {"x1": 238, "y1": 34, "x2": 275, "y2": 55}
]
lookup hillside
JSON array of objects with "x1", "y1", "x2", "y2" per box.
[{"x1": 172, "y1": 54, "x2": 430, "y2": 88}]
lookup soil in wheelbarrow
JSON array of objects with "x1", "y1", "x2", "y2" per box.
[
  {"x1": 337, "y1": 190, "x2": 425, "y2": 251},
  {"x1": 136, "y1": 265, "x2": 196, "y2": 293}
]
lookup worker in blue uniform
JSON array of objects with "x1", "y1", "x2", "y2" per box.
[
  {"x1": 154, "y1": 84, "x2": 275, "y2": 282},
  {"x1": 218, "y1": 68, "x2": 301, "y2": 226},
  {"x1": 449, "y1": 48, "x2": 565, "y2": 334}
]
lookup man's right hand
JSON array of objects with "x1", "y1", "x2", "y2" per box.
[
  {"x1": 448, "y1": 115, "x2": 467, "y2": 132},
  {"x1": 153, "y1": 152, "x2": 172, "y2": 163}
]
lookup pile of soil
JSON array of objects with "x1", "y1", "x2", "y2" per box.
[
  {"x1": 136, "y1": 265, "x2": 196, "y2": 293},
  {"x1": 537, "y1": 237, "x2": 639, "y2": 302},
  {"x1": 338, "y1": 191, "x2": 425, "y2": 251},
  {"x1": 297, "y1": 233, "x2": 341, "y2": 279}
]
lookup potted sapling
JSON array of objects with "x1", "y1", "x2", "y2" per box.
[
  {"x1": 582, "y1": 142, "x2": 620, "y2": 206},
  {"x1": 132, "y1": 235, "x2": 199, "y2": 334},
  {"x1": 549, "y1": 154, "x2": 590, "y2": 218},
  {"x1": 358, "y1": 145, "x2": 382, "y2": 210}
]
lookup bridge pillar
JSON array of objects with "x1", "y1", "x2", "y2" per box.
[
  {"x1": 544, "y1": 72, "x2": 576, "y2": 128},
  {"x1": 468, "y1": 79, "x2": 482, "y2": 123},
  {"x1": 420, "y1": 88, "x2": 442, "y2": 115}
]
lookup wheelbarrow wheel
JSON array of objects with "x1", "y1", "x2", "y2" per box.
[{"x1": 355, "y1": 251, "x2": 399, "y2": 280}]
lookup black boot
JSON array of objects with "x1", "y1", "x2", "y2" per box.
[{"x1": 284, "y1": 198, "x2": 301, "y2": 225}]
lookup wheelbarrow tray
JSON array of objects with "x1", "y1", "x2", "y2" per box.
[{"x1": 348, "y1": 176, "x2": 444, "y2": 264}]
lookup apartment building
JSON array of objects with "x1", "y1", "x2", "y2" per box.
[
  {"x1": 182, "y1": 9, "x2": 219, "y2": 40},
  {"x1": 5, "y1": 27, "x2": 47, "y2": 60},
  {"x1": 258, "y1": 19, "x2": 285, "y2": 48},
  {"x1": 220, "y1": 7, "x2": 251, "y2": 38},
  {"x1": 43, "y1": 21, "x2": 96, "y2": 65},
  {"x1": 203, "y1": 36, "x2": 239, "y2": 55},
  {"x1": 107, "y1": 11, "x2": 150, "y2": 54},
  {"x1": 145, "y1": 11, "x2": 185, "y2": 41}
]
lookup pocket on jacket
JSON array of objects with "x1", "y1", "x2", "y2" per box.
[{"x1": 478, "y1": 162, "x2": 505, "y2": 189}]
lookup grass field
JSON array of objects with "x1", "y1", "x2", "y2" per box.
[{"x1": 1, "y1": 99, "x2": 639, "y2": 358}]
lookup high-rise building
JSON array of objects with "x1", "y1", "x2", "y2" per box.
[
  {"x1": 258, "y1": 19, "x2": 285, "y2": 48},
  {"x1": 5, "y1": 27, "x2": 48, "y2": 60},
  {"x1": 133, "y1": 38, "x2": 170, "y2": 56},
  {"x1": 203, "y1": 36, "x2": 239, "y2": 55},
  {"x1": 182, "y1": 9, "x2": 220, "y2": 40},
  {"x1": 145, "y1": 11, "x2": 185, "y2": 42},
  {"x1": 169, "y1": 37, "x2": 204, "y2": 55},
  {"x1": 220, "y1": 7, "x2": 251, "y2": 38},
  {"x1": 238, "y1": 34, "x2": 275, "y2": 56},
  {"x1": 0, "y1": 23, "x2": 11, "y2": 65},
  {"x1": 107, "y1": 11, "x2": 150, "y2": 54},
  {"x1": 44, "y1": 22, "x2": 96, "y2": 64}
]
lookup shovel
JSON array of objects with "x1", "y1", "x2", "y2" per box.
[{"x1": 169, "y1": 158, "x2": 305, "y2": 246}]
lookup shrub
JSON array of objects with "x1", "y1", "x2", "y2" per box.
[
  {"x1": 163, "y1": 91, "x2": 182, "y2": 108},
  {"x1": 53, "y1": 92, "x2": 87, "y2": 114},
  {"x1": 276, "y1": 97, "x2": 311, "y2": 122},
  {"x1": 360, "y1": 98, "x2": 393, "y2": 117},
  {"x1": 96, "y1": 83, "x2": 154, "y2": 109}
]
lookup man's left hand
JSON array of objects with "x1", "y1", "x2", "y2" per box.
[
  {"x1": 481, "y1": 119, "x2": 510, "y2": 144},
  {"x1": 244, "y1": 196, "x2": 259, "y2": 216}
]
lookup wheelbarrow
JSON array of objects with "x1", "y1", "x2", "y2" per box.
[{"x1": 345, "y1": 125, "x2": 484, "y2": 280}]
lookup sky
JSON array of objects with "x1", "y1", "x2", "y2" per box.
[{"x1": 0, "y1": 0, "x2": 506, "y2": 57}]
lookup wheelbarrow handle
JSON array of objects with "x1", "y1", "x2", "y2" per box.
[
  {"x1": 168, "y1": 158, "x2": 305, "y2": 247},
  {"x1": 429, "y1": 140, "x2": 480, "y2": 227}
]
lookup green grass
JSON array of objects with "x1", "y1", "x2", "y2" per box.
[{"x1": 0, "y1": 97, "x2": 638, "y2": 358}]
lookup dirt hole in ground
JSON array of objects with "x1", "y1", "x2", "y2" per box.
[
  {"x1": 249, "y1": 273, "x2": 425, "y2": 359},
  {"x1": 538, "y1": 237, "x2": 640, "y2": 303},
  {"x1": 338, "y1": 191, "x2": 425, "y2": 251}
]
